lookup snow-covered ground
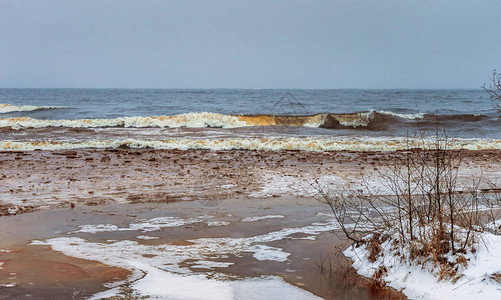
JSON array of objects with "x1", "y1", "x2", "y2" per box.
[
  {"x1": 249, "y1": 170, "x2": 497, "y2": 200},
  {"x1": 344, "y1": 230, "x2": 501, "y2": 299},
  {"x1": 248, "y1": 171, "x2": 406, "y2": 199},
  {"x1": 249, "y1": 172, "x2": 347, "y2": 198}
]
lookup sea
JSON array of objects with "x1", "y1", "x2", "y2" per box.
[{"x1": 0, "y1": 89, "x2": 500, "y2": 151}]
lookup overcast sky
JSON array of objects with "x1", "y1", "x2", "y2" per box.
[{"x1": 1, "y1": 0, "x2": 500, "y2": 89}]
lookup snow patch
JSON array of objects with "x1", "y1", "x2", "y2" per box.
[
  {"x1": 206, "y1": 220, "x2": 231, "y2": 227},
  {"x1": 242, "y1": 215, "x2": 285, "y2": 222},
  {"x1": 249, "y1": 172, "x2": 345, "y2": 198},
  {"x1": 75, "y1": 215, "x2": 229, "y2": 233},
  {"x1": 344, "y1": 231, "x2": 501, "y2": 299},
  {"x1": 31, "y1": 218, "x2": 338, "y2": 299},
  {"x1": 250, "y1": 245, "x2": 290, "y2": 262},
  {"x1": 91, "y1": 263, "x2": 318, "y2": 300},
  {"x1": 136, "y1": 236, "x2": 160, "y2": 240}
]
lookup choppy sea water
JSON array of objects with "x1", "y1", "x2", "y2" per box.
[{"x1": 0, "y1": 89, "x2": 500, "y2": 151}]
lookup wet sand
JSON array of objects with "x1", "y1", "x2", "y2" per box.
[
  {"x1": 0, "y1": 149, "x2": 499, "y2": 215},
  {"x1": 0, "y1": 245, "x2": 130, "y2": 300},
  {"x1": 0, "y1": 149, "x2": 499, "y2": 299}
]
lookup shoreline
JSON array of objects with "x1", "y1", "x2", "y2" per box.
[
  {"x1": 1, "y1": 148, "x2": 500, "y2": 216},
  {"x1": 1, "y1": 148, "x2": 500, "y2": 299}
]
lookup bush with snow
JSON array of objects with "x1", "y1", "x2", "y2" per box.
[{"x1": 319, "y1": 132, "x2": 501, "y2": 298}]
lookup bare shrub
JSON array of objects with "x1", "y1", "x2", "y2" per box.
[
  {"x1": 318, "y1": 129, "x2": 501, "y2": 280},
  {"x1": 483, "y1": 69, "x2": 501, "y2": 111}
]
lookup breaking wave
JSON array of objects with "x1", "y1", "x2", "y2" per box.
[
  {"x1": 0, "y1": 103, "x2": 67, "y2": 113},
  {"x1": 0, "y1": 112, "x2": 247, "y2": 129},
  {"x1": 1, "y1": 137, "x2": 499, "y2": 152},
  {"x1": 0, "y1": 110, "x2": 493, "y2": 131}
]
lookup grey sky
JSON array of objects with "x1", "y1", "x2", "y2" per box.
[{"x1": 1, "y1": 0, "x2": 500, "y2": 89}]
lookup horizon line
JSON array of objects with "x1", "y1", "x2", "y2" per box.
[{"x1": 0, "y1": 87, "x2": 484, "y2": 90}]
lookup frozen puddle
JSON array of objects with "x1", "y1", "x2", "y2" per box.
[{"x1": 30, "y1": 214, "x2": 339, "y2": 299}]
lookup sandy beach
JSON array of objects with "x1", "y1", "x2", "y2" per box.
[
  {"x1": 1, "y1": 149, "x2": 500, "y2": 215},
  {"x1": 0, "y1": 149, "x2": 500, "y2": 299}
]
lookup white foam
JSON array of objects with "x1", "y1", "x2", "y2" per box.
[
  {"x1": 2, "y1": 136, "x2": 499, "y2": 152},
  {"x1": 0, "y1": 112, "x2": 247, "y2": 129},
  {"x1": 0, "y1": 104, "x2": 67, "y2": 113},
  {"x1": 332, "y1": 110, "x2": 424, "y2": 128},
  {"x1": 0, "y1": 110, "x2": 425, "y2": 130},
  {"x1": 335, "y1": 111, "x2": 374, "y2": 127},
  {"x1": 377, "y1": 110, "x2": 425, "y2": 120}
]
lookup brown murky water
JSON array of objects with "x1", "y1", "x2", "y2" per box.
[{"x1": 0, "y1": 197, "x2": 405, "y2": 299}]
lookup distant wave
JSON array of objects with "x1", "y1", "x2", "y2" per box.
[
  {"x1": 0, "y1": 103, "x2": 68, "y2": 113},
  {"x1": 0, "y1": 137, "x2": 499, "y2": 151},
  {"x1": 0, "y1": 112, "x2": 247, "y2": 129},
  {"x1": 0, "y1": 111, "x2": 490, "y2": 130}
]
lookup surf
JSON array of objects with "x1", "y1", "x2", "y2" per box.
[
  {"x1": 0, "y1": 111, "x2": 492, "y2": 131},
  {"x1": 1, "y1": 136, "x2": 500, "y2": 152}
]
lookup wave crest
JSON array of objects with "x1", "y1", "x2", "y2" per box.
[
  {"x1": 0, "y1": 111, "x2": 489, "y2": 130},
  {"x1": 0, "y1": 112, "x2": 247, "y2": 129},
  {"x1": 0, "y1": 104, "x2": 67, "y2": 113},
  {"x1": 0, "y1": 137, "x2": 499, "y2": 152}
]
